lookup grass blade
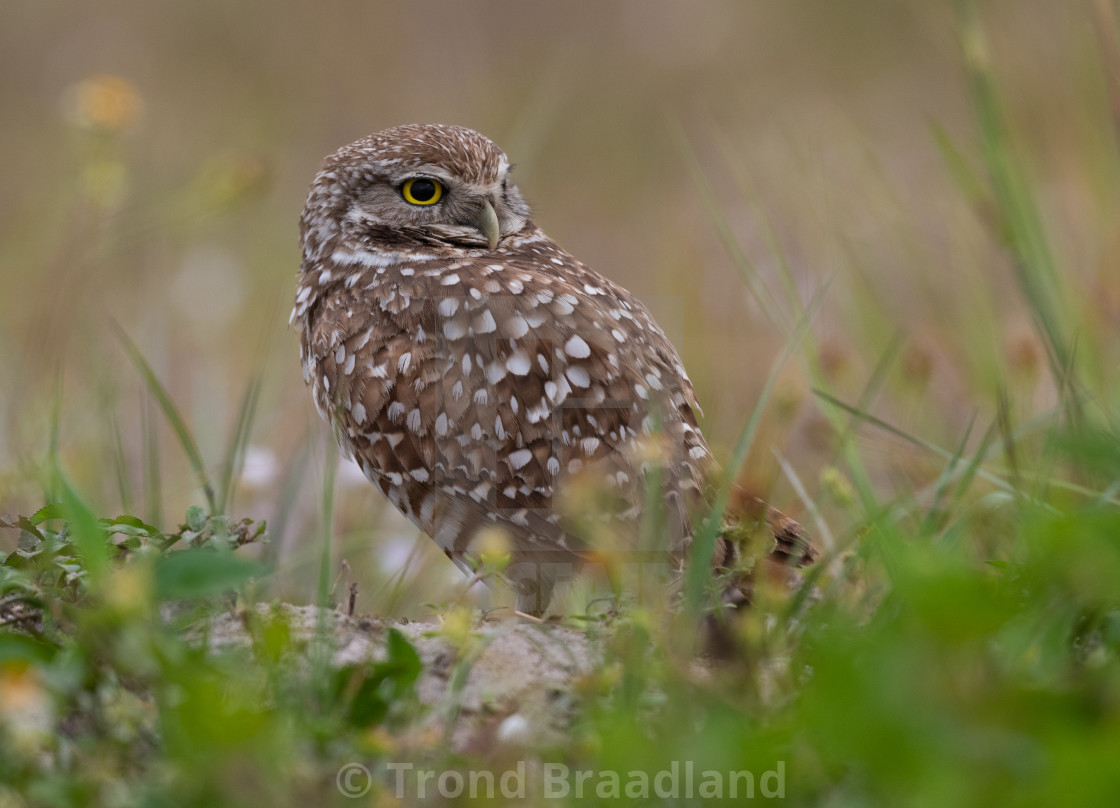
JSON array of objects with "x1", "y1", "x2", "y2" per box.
[
  {"x1": 813, "y1": 388, "x2": 1057, "y2": 513},
  {"x1": 217, "y1": 374, "x2": 262, "y2": 515},
  {"x1": 141, "y1": 393, "x2": 163, "y2": 527},
  {"x1": 773, "y1": 447, "x2": 834, "y2": 555},
  {"x1": 109, "y1": 412, "x2": 133, "y2": 513},
  {"x1": 111, "y1": 321, "x2": 216, "y2": 514},
  {"x1": 318, "y1": 425, "x2": 339, "y2": 609},
  {"x1": 955, "y1": 0, "x2": 1073, "y2": 388},
  {"x1": 920, "y1": 412, "x2": 977, "y2": 536}
]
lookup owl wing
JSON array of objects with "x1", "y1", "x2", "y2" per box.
[{"x1": 423, "y1": 241, "x2": 712, "y2": 553}]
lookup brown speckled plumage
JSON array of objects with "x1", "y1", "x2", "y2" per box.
[{"x1": 293, "y1": 124, "x2": 813, "y2": 614}]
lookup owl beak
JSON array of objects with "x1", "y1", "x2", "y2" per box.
[{"x1": 478, "y1": 199, "x2": 501, "y2": 250}]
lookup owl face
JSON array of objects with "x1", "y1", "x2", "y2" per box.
[{"x1": 301, "y1": 123, "x2": 532, "y2": 260}]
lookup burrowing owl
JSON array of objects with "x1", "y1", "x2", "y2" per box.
[{"x1": 293, "y1": 124, "x2": 812, "y2": 615}]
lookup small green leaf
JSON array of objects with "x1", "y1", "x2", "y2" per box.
[
  {"x1": 18, "y1": 530, "x2": 42, "y2": 551},
  {"x1": 329, "y1": 628, "x2": 422, "y2": 728},
  {"x1": 0, "y1": 634, "x2": 57, "y2": 665},
  {"x1": 383, "y1": 628, "x2": 423, "y2": 684},
  {"x1": 18, "y1": 517, "x2": 45, "y2": 541},
  {"x1": 185, "y1": 506, "x2": 207, "y2": 533},
  {"x1": 107, "y1": 514, "x2": 162, "y2": 534},
  {"x1": 154, "y1": 548, "x2": 263, "y2": 600},
  {"x1": 0, "y1": 566, "x2": 36, "y2": 594},
  {"x1": 2, "y1": 552, "x2": 32, "y2": 570},
  {"x1": 29, "y1": 504, "x2": 67, "y2": 525},
  {"x1": 100, "y1": 522, "x2": 148, "y2": 538}
]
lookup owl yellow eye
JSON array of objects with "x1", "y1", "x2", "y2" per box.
[{"x1": 401, "y1": 178, "x2": 443, "y2": 205}]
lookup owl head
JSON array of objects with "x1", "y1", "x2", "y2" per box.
[{"x1": 299, "y1": 124, "x2": 532, "y2": 263}]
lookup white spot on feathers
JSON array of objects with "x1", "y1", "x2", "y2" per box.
[
  {"x1": 505, "y1": 315, "x2": 529, "y2": 338},
  {"x1": 527, "y1": 400, "x2": 549, "y2": 424},
  {"x1": 506, "y1": 350, "x2": 532, "y2": 375},
  {"x1": 565, "y1": 366, "x2": 590, "y2": 388},
  {"x1": 552, "y1": 297, "x2": 574, "y2": 316},
  {"x1": 473, "y1": 310, "x2": 497, "y2": 334},
  {"x1": 564, "y1": 335, "x2": 591, "y2": 358},
  {"x1": 486, "y1": 361, "x2": 507, "y2": 384},
  {"x1": 443, "y1": 320, "x2": 467, "y2": 340}
]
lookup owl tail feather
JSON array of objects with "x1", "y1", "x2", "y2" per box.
[
  {"x1": 726, "y1": 486, "x2": 818, "y2": 567},
  {"x1": 697, "y1": 492, "x2": 819, "y2": 657},
  {"x1": 711, "y1": 487, "x2": 818, "y2": 611}
]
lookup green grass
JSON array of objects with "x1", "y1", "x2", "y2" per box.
[{"x1": 4, "y1": 3, "x2": 1120, "y2": 806}]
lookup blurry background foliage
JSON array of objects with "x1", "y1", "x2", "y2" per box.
[
  {"x1": 2, "y1": 1, "x2": 1120, "y2": 806},
  {"x1": 0, "y1": 2, "x2": 1118, "y2": 623}
]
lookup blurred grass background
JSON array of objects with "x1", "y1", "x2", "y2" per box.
[
  {"x1": 5, "y1": 3, "x2": 1120, "y2": 807},
  {"x1": 2, "y1": 0, "x2": 1118, "y2": 613}
]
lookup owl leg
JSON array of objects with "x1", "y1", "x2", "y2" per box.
[
  {"x1": 514, "y1": 574, "x2": 551, "y2": 617},
  {"x1": 509, "y1": 555, "x2": 575, "y2": 616}
]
